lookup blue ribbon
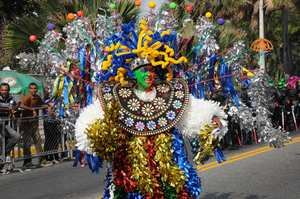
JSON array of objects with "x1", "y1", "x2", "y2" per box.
[
  {"x1": 73, "y1": 150, "x2": 103, "y2": 173},
  {"x1": 193, "y1": 78, "x2": 205, "y2": 99},
  {"x1": 127, "y1": 192, "x2": 144, "y2": 199},
  {"x1": 85, "y1": 153, "x2": 103, "y2": 173},
  {"x1": 214, "y1": 147, "x2": 226, "y2": 163},
  {"x1": 72, "y1": 149, "x2": 81, "y2": 167},
  {"x1": 78, "y1": 46, "x2": 86, "y2": 72},
  {"x1": 151, "y1": 30, "x2": 177, "y2": 48},
  {"x1": 63, "y1": 76, "x2": 70, "y2": 106},
  {"x1": 59, "y1": 104, "x2": 64, "y2": 118},
  {"x1": 90, "y1": 47, "x2": 96, "y2": 66},
  {"x1": 219, "y1": 59, "x2": 240, "y2": 107},
  {"x1": 171, "y1": 128, "x2": 202, "y2": 198},
  {"x1": 86, "y1": 84, "x2": 93, "y2": 105},
  {"x1": 241, "y1": 79, "x2": 252, "y2": 89},
  {"x1": 103, "y1": 164, "x2": 113, "y2": 199},
  {"x1": 208, "y1": 54, "x2": 217, "y2": 92}
]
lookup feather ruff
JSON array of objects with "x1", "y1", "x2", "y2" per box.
[
  {"x1": 75, "y1": 100, "x2": 104, "y2": 151},
  {"x1": 176, "y1": 95, "x2": 227, "y2": 138}
]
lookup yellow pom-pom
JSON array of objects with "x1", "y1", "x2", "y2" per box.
[
  {"x1": 205, "y1": 11, "x2": 212, "y2": 18},
  {"x1": 148, "y1": 1, "x2": 156, "y2": 9}
]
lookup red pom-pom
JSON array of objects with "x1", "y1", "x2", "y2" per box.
[
  {"x1": 77, "y1": 10, "x2": 84, "y2": 17},
  {"x1": 29, "y1": 35, "x2": 37, "y2": 43},
  {"x1": 185, "y1": 4, "x2": 193, "y2": 14}
]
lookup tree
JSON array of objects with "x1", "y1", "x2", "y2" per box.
[{"x1": 0, "y1": 0, "x2": 139, "y2": 69}]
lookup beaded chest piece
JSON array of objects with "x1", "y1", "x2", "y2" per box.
[{"x1": 99, "y1": 79, "x2": 189, "y2": 136}]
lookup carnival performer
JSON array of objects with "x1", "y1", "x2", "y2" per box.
[{"x1": 75, "y1": 19, "x2": 228, "y2": 199}]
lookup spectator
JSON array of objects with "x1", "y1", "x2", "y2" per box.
[
  {"x1": 295, "y1": 91, "x2": 300, "y2": 129},
  {"x1": 20, "y1": 82, "x2": 45, "y2": 168},
  {"x1": 43, "y1": 102, "x2": 61, "y2": 164},
  {"x1": 284, "y1": 98, "x2": 295, "y2": 131},
  {"x1": 0, "y1": 83, "x2": 20, "y2": 167}
]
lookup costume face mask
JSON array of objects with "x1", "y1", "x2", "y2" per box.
[{"x1": 134, "y1": 67, "x2": 155, "y2": 90}]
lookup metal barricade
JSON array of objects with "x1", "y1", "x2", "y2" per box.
[{"x1": 0, "y1": 110, "x2": 76, "y2": 171}]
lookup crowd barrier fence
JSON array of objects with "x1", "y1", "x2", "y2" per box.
[{"x1": 0, "y1": 111, "x2": 76, "y2": 170}]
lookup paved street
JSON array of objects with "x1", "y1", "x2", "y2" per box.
[{"x1": 0, "y1": 139, "x2": 299, "y2": 199}]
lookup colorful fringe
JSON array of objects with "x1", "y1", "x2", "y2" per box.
[
  {"x1": 109, "y1": 130, "x2": 201, "y2": 198},
  {"x1": 172, "y1": 128, "x2": 202, "y2": 198}
]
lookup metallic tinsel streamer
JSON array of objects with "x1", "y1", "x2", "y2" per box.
[
  {"x1": 193, "y1": 124, "x2": 217, "y2": 165},
  {"x1": 128, "y1": 136, "x2": 156, "y2": 195},
  {"x1": 172, "y1": 129, "x2": 202, "y2": 198},
  {"x1": 86, "y1": 101, "x2": 122, "y2": 160},
  {"x1": 247, "y1": 72, "x2": 290, "y2": 147},
  {"x1": 154, "y1": 133, "x2": 185, "y2": 193}
]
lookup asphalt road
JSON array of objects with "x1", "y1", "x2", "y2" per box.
[{"x1": 0, "y1": 141, "x2": 299, "y2": 199}]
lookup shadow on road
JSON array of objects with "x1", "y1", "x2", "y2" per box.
[{"x1": 202, "y1": 192, "x2": 268, "y2": 199}]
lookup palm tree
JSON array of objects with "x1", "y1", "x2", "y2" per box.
[
  {"x1": 0, "y1": 0, "x2": 67, "y2": 67},
  {"x1": 211, "y1": 0, "x2": 295, "y2": 74},
  {"x1": 0, "y1": 0, "x2": 139, "y2": 69}
]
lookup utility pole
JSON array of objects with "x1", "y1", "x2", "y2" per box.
[{"x1": 259, "y1": 0, "x2": 265, "y2": 73}]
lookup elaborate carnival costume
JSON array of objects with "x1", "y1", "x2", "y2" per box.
[{"x1": 75, "y1": 19, "x2": 228, "y2": 199}]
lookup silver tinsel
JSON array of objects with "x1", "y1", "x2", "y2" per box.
[
  {"x1": 248, "y1": 72, "x2": 290, "y2": 147},
  {"x1": 228, "y1": 102, "x2": 255, "y2": 131},
  {"x1": 224, "y1": 41, "x2": 246, "y2": 73},
  {"x1": 38, "y1": 30, "x2": 64, "y2": 72},
  {"x1": 16, "y1": 30, "x2": 63, "y2": 75},
  {"x1": 194, "y1": 17, "x2": 219, "y2": 56},
  {"x1": 63, "y1": 17, "x2": 94, "y2": 60},
  {"x1": 95, "y1": 14, "x2": 112, "y2": 40},
  {"x1": 156, "y1": 10, "x2": 179, "y2": 31},
  {"x1": 62, "y1": 14, "x2": 114, "y2": 72},
  {"x1": 110, "y1": 12, "x2": 123, "y2": 33},
  {"x1": 16, "y1": 52, "x2": 41, "y2": 73}
]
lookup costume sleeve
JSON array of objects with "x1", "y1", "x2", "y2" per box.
[
  {"x1": 176, "y1": 95, "x2": 227, "y2": 138},
  {"x1": 75, "y1": 99, "x2": 104, "y2": 152},
  {"x1": 176, "y1": 95, "x2": 228, "y2": 164}
]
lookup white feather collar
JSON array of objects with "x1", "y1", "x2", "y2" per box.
[{"x1": 133, "y1": 87, "x2": 157, "y2": 102}]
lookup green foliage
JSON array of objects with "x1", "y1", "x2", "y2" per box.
[
  {"x1": 0, "y1": 0, "x2": 140, "y2": 67},
  {"x1": 217, "y1": 22, "x2": 247, "y2": 50},
  {"x1": 116, "y1": 0, "x2": 139, "y2": 23},
  {"x1": 64, "y1": 0, "x2": 106, "y2": 23},
  {"x1": 0, "y1": 0, "x2": 65, "y2": 67}
]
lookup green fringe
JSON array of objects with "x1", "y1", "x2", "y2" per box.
[
  {"x1": 113, "y1": 186, "x2": 127, "y2": 199},
  {"x1": 162, "y1": 182, "x2": 177, "y2": 199}
]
